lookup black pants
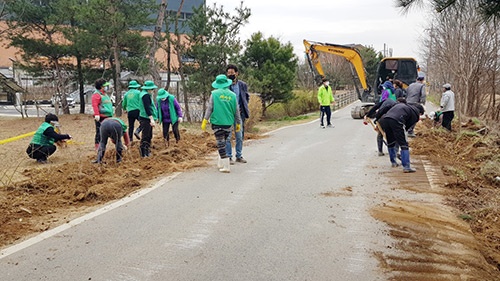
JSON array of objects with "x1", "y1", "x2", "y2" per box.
[
  {"x1": 320, "y1": 105, "x2": 332, "y2": 126},
  {"x1": 94, "y1": 120, "x2": 101, "y2": 145},
  {"x1": 379, "y1": 118, "x2": 409, "y2": 150},
  {"x1": 26, "y1": 143, "x2": 56, "y2": 161},
  {"x1": 94, "y1": 116, "x2": 110, "y2": 144},
  {"x1": 139, "y1": 118, "x2": 153, "y2": 157},
  {"x1": 127, "y1": 109, "x2": 141, "y2": 141},
  {"x1": 162, "y1": 121, "x2": 180, "y2": 142},
  {"x1": 442, "y1": 111, "x2": 454, "y2": 131}
]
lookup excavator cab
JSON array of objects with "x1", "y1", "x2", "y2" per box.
[{"x1": 374, "y1": 58, "x2": 418, "y2": 99}]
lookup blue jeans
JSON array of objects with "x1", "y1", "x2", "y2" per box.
[{"x1": 226, "y1": 120, "x2": 244, "y2": 158}]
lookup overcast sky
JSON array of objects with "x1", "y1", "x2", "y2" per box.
[{"x1": 206, "y1": 0, "x2": 433, "y2": 63}]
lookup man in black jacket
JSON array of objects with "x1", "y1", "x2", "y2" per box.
[{"x1": 378, "y1": 103, "x2": 424, "y2": 173}]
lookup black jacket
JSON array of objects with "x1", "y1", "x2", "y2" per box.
[
  {"x1": 365, "y1": 99, "x2": 396, "y2": 120},
  {"x1": 382, "y1": 103, "x2": 421, "y2": 129}
]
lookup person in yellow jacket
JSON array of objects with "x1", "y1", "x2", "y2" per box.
[
  {"x1": 317, "y1": 77, "x2": 335, "y2": 128},
  {"x1": 201, "y1": 74, "x2": 242, "y2": 173}
]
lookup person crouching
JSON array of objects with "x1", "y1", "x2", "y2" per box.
[
  {"x1": 94, "y1": 117, "x2": 130, "y2": 164},
  {"x1": 26, "y1": 113, "x2": 72, "y2": 164}
]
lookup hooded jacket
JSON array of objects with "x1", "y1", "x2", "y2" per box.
[
  {"x1": 317, "y1": 84, "x2": 334, "y2": 106},
  {"x1": 440, "y1": 90, "x2": 455, "y2": 112}
]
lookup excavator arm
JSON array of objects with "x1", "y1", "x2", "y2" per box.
[{"x1": 303, "y1": 39, "x2": 372, "y2": 101}]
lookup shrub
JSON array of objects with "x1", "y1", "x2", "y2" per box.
[{"x1": 246, "y1": 94, "x2": 262, "y2": 133}]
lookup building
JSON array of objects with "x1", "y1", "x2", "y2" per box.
[{"x1": 0, "y1": 0, "x2": 205, "y2": 104}]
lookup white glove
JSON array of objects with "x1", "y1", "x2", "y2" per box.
[
  {"x1": 178, "y1": 117, "x2": 183, "y2": 123},
  {"x1": 94, "y1": 115, "x2": 100, "y2": 122}
]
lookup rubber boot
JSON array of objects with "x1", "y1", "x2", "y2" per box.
[
  {"x1": 401, "y1": 149, "x2": 416, "y2": 173},
  {"x1": 219, "y1": 157, "x2": 230, "y2": 173},
  {"x1": 377, "y1": 134, "x2": 384, "y2": 156},
  {"x1": 217, "y1": 156, "x2": 223, "y2": 169},
  {"x1": 388, "y1": 147, "x2": 399, "y2": 167}
]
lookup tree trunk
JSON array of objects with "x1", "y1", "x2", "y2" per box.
[
  {"x1": 77, "y1": 54, "x2": 85, "y2": 114},
  {"x1": 54, "y1": 58, "x2": 70, "y2": 115},
  {"x1": 261, "y1": 97, "x2": 267, "y2": 118},
  {"x1": 149, "y1": 0, "x2": 167, "y2": 87},
  {"x1": 166, "y1": 35, "x2": 172, "y2": 91},
  {"x1": 173, "y1": 0, "x2": 189, "y2": 120},
  {"x1": 112, "y1": 36, "x2": 123, "y2": 117}
]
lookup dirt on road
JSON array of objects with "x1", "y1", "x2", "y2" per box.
[
  {"x1": 0, "y1": 114, "x2": 243, "y2": 248},
  {"x1": 0, "y1": 114, "x2": 499, "y2": 279},
  {"x1": 372, "y1": 119, "x2": 500, "y2": 280}
]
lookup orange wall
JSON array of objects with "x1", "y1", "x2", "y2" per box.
[{"x1": 0, "y1": 21, "x2": 184, "y2": 70}]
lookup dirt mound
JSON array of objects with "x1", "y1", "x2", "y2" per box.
[
  {"x1": 0, "y1": 114, "x2": 263, "y2": 248},
  {"x1": 410, "y1": 119, "x2": 500, "y2": 271}
]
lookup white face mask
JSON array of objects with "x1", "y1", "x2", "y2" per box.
[{"x1": 324, "y1": 82, "x2": 330, "y2": 86}]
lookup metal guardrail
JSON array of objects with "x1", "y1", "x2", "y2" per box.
[{"x1": 333, "y1": 90, "x2": 358, "y2": 110}]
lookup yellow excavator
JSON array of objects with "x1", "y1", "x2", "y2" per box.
[{"x1": 303, "y1": 39, "x2": 419, "y2": 119}]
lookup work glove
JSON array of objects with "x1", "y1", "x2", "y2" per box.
[
  {"x1": 236, "y1": 124, "x2": 241, "y2": 132},
  {"x1": 178, "y1": 117, "x2": 183, "y2": 123},
  {"x1": 149, "y1": 116, "x2": 155, "y2": 127},
  {"x1": 201, "y1": 119, "x2": 208, "y2": 131},
  {"x1": 94, "y1": 115, "x2": 100, "y2": 122}
]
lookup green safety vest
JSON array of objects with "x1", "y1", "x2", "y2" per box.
[
  {"x1": 210, "y1": 88, "x2": 237, "y2": 126},
  {"x1": 95, "y1": 90, "x2": 113, "y2": 117},
  {"x1": 122, "y1": 89, "x2": 141, "y2": 112},
  {"x1": 31, "y1": 122, "x2": 55, "y2": 146},
  {"x1": 139, "y1": 90, "x2": 157, "y2": 119}
]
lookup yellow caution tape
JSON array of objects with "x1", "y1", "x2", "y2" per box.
[{"x1": 0, "y1": 131, "x2": 36, "y2": 145}]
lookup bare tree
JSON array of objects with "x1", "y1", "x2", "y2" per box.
[
  {"x1": 421, "y1": 3, "x2": 500, "y2": 121},
  {"x1": 149, "y1": 0, "x2": 167, "y2": 87}
]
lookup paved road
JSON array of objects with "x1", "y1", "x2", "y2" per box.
[
  {"x1": 0, "y1": 103, "x2": 397, "y2": 281},
  {"x1": 0, "y1": 104, "x2": 85, "y2": 117}
]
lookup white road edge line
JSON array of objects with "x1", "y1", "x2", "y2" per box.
[{"x1": 0, "y1": 172, "x2": 182, "y2": 260}]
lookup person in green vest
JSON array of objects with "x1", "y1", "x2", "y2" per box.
[
  {"x1": 201, "y1": 74, "x2": 241, "y2": 173},
  {"x1": 94, "y1": 117, "x2": 130, "y2": 164},
  {"x1": 92, "y1": 78, "x2": 114, "y2": 150},
  {"x1": 122, "y1": 80, "x2": 142, "y2": 142},
  {"x1": 156, "y1": 88, "x2": 183, "y2": 147},
  {"x1": 138, "y1": 80, "x2": 158, "y2": 157},
  {"x1": 26, "y1": 113, "x2": 72, "y2": 164}
]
